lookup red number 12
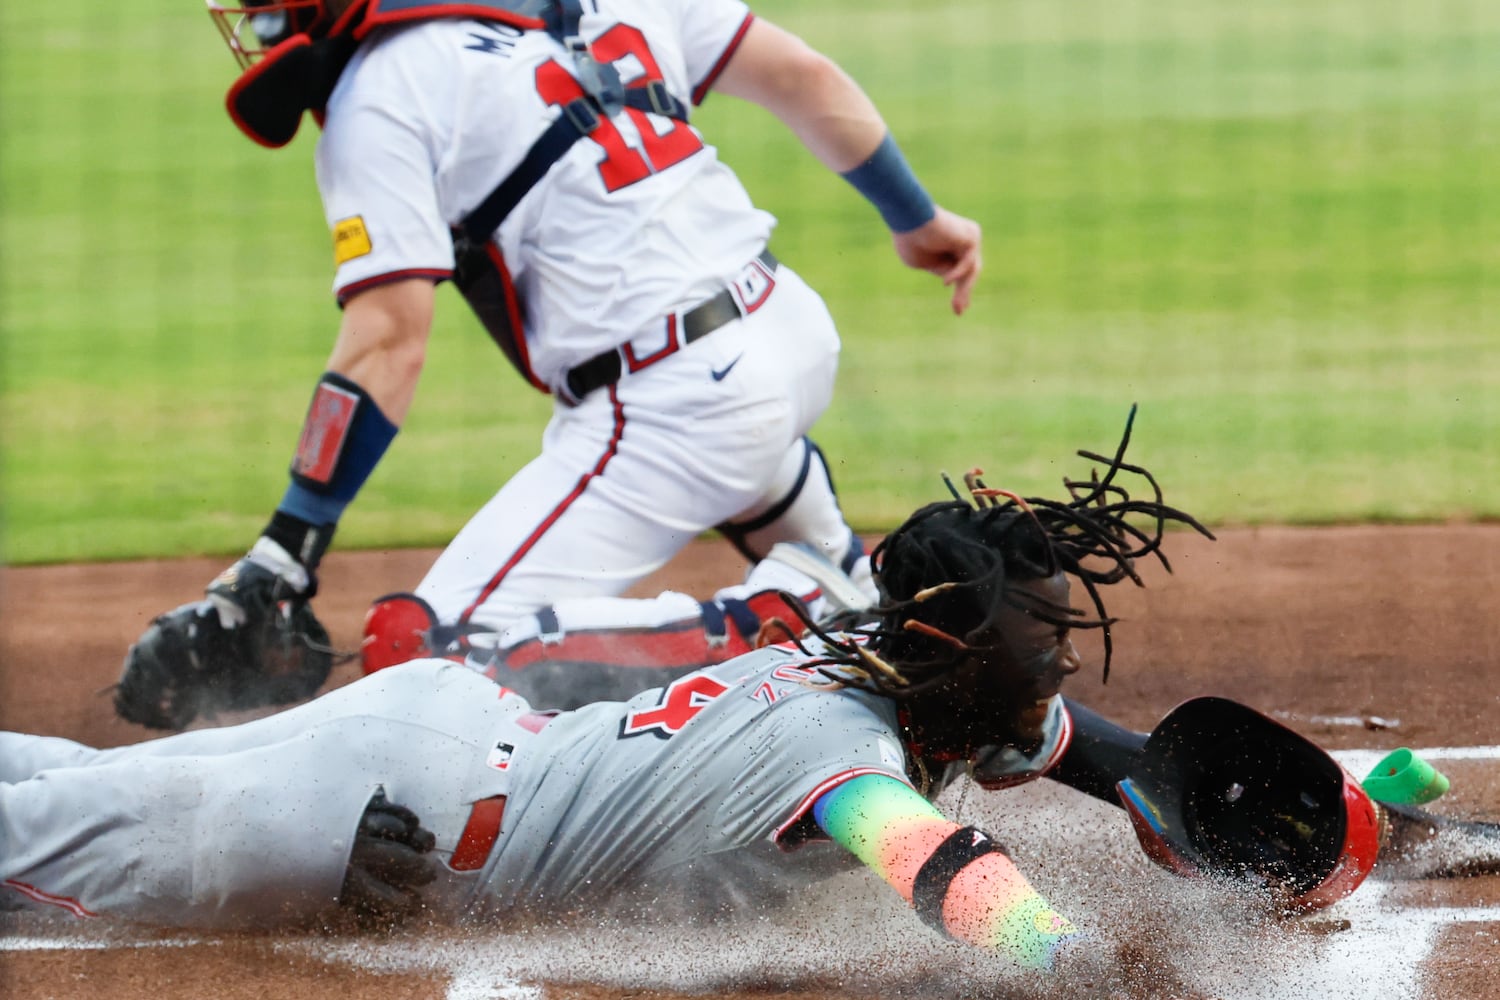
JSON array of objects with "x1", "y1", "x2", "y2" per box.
[{"x1": 534, "y1": 23, "x2": 704, "y2": 192}]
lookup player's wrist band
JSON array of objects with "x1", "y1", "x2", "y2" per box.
[
  {"x1": 912, "y1": 828, "x2": 1078, "y2": 969},
  {"x1": 276, "y1": 371, "x2": 398, "y2": 538},
  {"x1": 911, "y1": 825, "x2": 1004, "y2": 932},
  {"x1": 840, "y1": 133, "x2": 937, "y2": 233}
]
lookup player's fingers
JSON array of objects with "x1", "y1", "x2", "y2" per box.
[
  {"x1": 354, "y1": 837, "x2": 440, "y2": 888},
  {"x1": 361, "y1": 809, "x2": 412, "y2": 841},
  {"x1": 360, "y1": 797, "x2": 437, "y2": 851},
  {"x1": 373, "y1": 799, "x2": 424, "y2": 829},
  {"x1": 944, "y1": 254, "x2": 982, "y2": 315},
  {"x1": 949, "y1": 282, "x2": 970, "y2": 315}
]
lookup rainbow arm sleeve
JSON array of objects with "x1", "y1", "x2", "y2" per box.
[{"x1": 812, "y1": 773, "x2": 1080, "y2": 970}]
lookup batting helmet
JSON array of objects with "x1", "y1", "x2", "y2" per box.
[{"x1": 1116, "y1": 696, "x2": 1382, "y2": 912}]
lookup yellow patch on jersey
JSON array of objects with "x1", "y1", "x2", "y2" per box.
[{"x1": 332, "y1": 216, "x2": 372, "y2": 265}]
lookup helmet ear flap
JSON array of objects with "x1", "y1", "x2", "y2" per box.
[
  {"x1": 1116, "y1": 696, "x2": 1381, "y2": 912},
  {"x1": 225, "y1": 32, "x2": 359, "y2": 147}
]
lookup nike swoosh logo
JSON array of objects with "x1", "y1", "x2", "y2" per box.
[{"x1": 711, "y1": 354, "x2": 743, "y2": 382}]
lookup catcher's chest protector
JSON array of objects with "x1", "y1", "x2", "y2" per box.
[{"x1": 447, "y1": 0, "x2": 691, "y2": 391}]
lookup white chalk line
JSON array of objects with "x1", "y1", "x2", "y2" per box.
[
  {"x1": 1295, "y1": 714, "x2": 1403, "y2": 729},
  {"x1": 4, "y1": 745, "x2": 1498, "y2": 1000},
  {"x1": 444, "y1": 971, "x2": 543, "y2": 1000},
  {"x1": 1256, "y1": 882, "x2": 1497, "y2": 1000},
  {"x1": 1335, "y1": 745, "x2": 1500, "y2": 778},
  {"x1": 0, "y1": 934, "x2": 209, "y2": 951}
]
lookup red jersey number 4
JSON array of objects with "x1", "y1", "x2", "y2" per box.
[
  {"x1": 534, "y1": 23, "x2": 704, "y2": 193},
  {"x1": 621, "y1": 673, "x2": 730, "y2": 739}
]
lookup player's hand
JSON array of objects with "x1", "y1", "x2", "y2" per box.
[
  {"x1": 339, "y1": 790, "x2": 438, "y2": 928},
  {"x1": 206, "y1": 536, "x2": 314, "y2": 630},
  {"x1": 1044, "y1": 926, "x2": 1094, "y2": 974},
  {"x1": 891, "y1": 206, "x2": 983, "y2": 316}
]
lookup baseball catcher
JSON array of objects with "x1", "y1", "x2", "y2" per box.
[{"x1": 116, "y1": 0, "x2": 989, "y2": 727}]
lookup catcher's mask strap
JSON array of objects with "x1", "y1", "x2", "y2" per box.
[{"x1": 1117, "y1": 696, "x2": 1381, "y2": 912}]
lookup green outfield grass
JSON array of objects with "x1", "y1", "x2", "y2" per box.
[{"x1": 1, "y1": 0, "x2": 1496, "y2": 565}]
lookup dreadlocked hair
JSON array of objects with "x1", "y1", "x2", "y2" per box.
[{"x1": 787, "y1": 405, "x2": 1214, "y2": 694}]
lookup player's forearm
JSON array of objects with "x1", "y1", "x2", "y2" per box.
[
  {"x1": 813, "y1": 774, "x2": 1079, "y2": 969},
  {"x1": 266, "y1": 279, "x2": 433, "y2": 561},
  {"x1": 715, "y1": 19, "x2": 935, "y2": 233},
  {"x1": 1045, "y1": 698, "x2": 1148, "y2": 805},
  {"x1": 761, "y1": 58, "x2": 885, "y2": 174},
  {"x1": 326, "y1": 277, "x2": 436, "y2": 424}
]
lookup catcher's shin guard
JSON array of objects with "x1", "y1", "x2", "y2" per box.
[
  {"x1": 493, "y1": 540, "x2": 873, "y2": 672},
  {"x1": 476, "y1": 593, "x2": 758, "y2": 708}
]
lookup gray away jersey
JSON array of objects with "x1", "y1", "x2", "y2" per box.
[
  {"x1": 0, "y1": 652, "x2": 1067, "y2": 928},
  {"x1": 466, "y1": 641, "x2": 1070, "y2": 917},
  {"x1": 468, "y1": 643, "x2": 910, "y2": 915}
]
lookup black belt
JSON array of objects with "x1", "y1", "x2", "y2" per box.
[{"x1": 564, "y1": 250, "x2": 778, "y2": 402}]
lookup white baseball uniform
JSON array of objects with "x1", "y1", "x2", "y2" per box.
[{"x1": 317, "y1": 0, "x2": 871, "y2": 679}]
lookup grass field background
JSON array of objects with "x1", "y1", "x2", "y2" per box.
[{"x1": 1, "y1": 0, "x2": 1496, "y2": 565}]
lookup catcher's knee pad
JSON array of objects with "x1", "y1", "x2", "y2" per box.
[
  {"x1": 720, "y1": 438, "x2": 863, "y2": 571},
  {"x1": 361, "y1": 592, "x2": 451, "y2": 675}
]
